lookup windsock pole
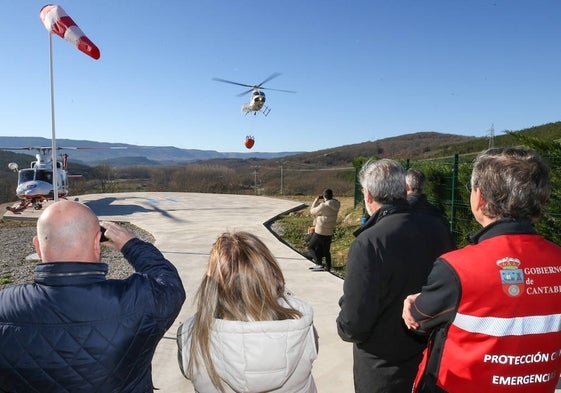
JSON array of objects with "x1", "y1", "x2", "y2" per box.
[
  {"x1": 48, "y1": 32, "x2": 59, "y2": 202},
  {"x1": 39, "y1": 4, "x2": 101, "y2": 203}
]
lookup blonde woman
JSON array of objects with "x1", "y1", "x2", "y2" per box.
[{"x1": 177, "y1": 231, "x2": 318, "y2": 393}]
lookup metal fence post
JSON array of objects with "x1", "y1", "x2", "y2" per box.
[{"x1": 450, "y1": 154, "x2": 459, "y2": 236}]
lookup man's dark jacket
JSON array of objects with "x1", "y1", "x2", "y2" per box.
[
  {"x1": 407, "y1": 193, "x2": 455, "y2": 248},
  {"x1": 338, "y1": 200, "x2": 455, "y2": 392},
  {"x1": 0, "y1": 238, "x2": 186, "y2": 393},
  {"x1": 407, "y1": 193, "x2": 444, "y2": 218}
]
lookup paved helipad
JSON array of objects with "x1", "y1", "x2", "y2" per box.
[{"x1": 68, "y1": 192, "x2": 353, "y2": 392}]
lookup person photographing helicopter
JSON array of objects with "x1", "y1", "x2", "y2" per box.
[
  {"x1": 306, "y1": 188, "x2": 341, "y2": 272},
  {"x1": 0, "y1": 200, "x2": 186, "y2": 392}
]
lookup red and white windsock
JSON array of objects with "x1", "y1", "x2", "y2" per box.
[{"x1": 39, "y1": 4, "x2": 100, "y2": 60}]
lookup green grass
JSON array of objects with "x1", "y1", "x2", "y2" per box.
[{"x1": 0, "y1": 276, "x2": 14, "y2": 285}]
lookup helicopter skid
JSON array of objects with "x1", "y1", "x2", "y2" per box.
[
  {"x1": 6, "y1": 200, "x2": 32, "y2": 214},
  {"x1": 243, "y1": 105, "x2": 271, "y2": 117}
]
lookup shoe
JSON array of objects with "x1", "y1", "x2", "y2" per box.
[
  {"x1": 303, "y1": 252, "x2": 316, "y2": 263},
  {"x1": 310, "y1": 265, "x2": 327, "y2": 271}
]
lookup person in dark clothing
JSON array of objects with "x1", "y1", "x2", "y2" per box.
[
  {"x1": 406, "y1": 168, "x2": 445, "y2": 218},
  {"x1": 406, "y1": 168, "x2": 455, "y2": 247},
  {"x1": 337, "y1": 159, "x2": 455, "y2": 393},
  {"x1": 402, "y1": 147, "x2": 561, "y2": 393},
  {"x1": 0, "y1": 200, "x2": 186, "y2": 392}
]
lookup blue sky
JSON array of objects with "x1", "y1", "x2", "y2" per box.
[{"x1": 1, "y1": 1, "x2": 560, "y2": 153}]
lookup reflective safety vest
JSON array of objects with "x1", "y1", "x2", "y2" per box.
[{"x1": 415, "y1": 234, "x2": 561, "y2": 393}]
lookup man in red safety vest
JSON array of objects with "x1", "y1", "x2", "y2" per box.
[{"x1": 403, "y1": 147, "x2": 561, "y2": 393}]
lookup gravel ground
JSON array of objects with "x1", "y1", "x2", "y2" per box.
[{"x1": 0, "y1": 217, "x2": 155, "y2": 290}]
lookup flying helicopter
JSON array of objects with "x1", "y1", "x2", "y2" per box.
[
  {"x1": 212, "y1": 73, "x2": 296, "y2": 116},
  {"x1": 4, "y1": 147, "x2": 77, "y2": 213}
]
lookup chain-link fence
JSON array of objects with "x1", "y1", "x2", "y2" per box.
[{"x1": 354, "y1": 153, "x2": 561, "y2": 248}]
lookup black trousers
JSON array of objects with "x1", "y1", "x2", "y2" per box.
[
  {"x1": 307, "y1": 233, "x2": 333, "y2": 269},
  {"x1": 353, "y1": 345, "x2": 421, "y2": 393}
]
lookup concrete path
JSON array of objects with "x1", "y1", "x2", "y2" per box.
[{"x1": 74, "y1": 192, "x2": 354, "y2": 393}]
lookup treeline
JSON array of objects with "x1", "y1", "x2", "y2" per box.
[
  {"x1": 0, "y1": 161, "x2": 355, "y2": 203},
  {"x1": 397, "y1": 132, "x2": 561, "y2": 246}
]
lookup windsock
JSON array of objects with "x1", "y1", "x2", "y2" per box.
[{"x1": 39, "y1": 4, "x2": 100, "y2": 60}]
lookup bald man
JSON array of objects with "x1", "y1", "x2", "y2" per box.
[{"x1": 0, "y1": 200, "x2": 186, "y2": 392}]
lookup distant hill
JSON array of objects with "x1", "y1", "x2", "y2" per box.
[
  {"x1": 0, "y1": 137, "x2": 302, "y2": 166},
  {"x1": 277, "y1": 132, "x2": 475, "y2": 168},
  {"x1": 2, "y1": 121, "x2": 561, "y2": 168},
  {"x1": 0, "y1": 132, "x2": 477, "y2": 167},
  {"x1": 270, "y1": 122, "x2": 561, "y2": 168}
]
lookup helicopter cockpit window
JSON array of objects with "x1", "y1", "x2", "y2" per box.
[
  {"x1": 19, "y1": 169, "x2": 35, "y2": 183},
  {"x1": 37, "y1": 170, "x2": 53, "y2": 184}
]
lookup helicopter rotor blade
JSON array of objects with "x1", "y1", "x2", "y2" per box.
[
  {"x1": 259, "y1": 87, "x2": 297, "y2": 94},
  {"x1": 256, "y1": 72, "x2": 282, "y2": 88},
  {"x1": 213, "y1": 73, "x2": 295, "y2": 95},
  {"x1": 0, "y1": 146, "x2": 55, "y2": 151},
  {"x1": 255, "y1": 73, "x2": 295, "y2": 93},
  {"x1": 212, "y1": 77, "x2": 254, "y2": 89},
  {"x1": 236, "y1": 88, "x2": 255, "y2": 97}
]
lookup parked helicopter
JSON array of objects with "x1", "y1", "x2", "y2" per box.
[
  {"x1": 212, "y1": 73, "x2": 295, "y2": 116},
  {"x1": 4, "y1": 147, "x2": 76, "y2": 213}
]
